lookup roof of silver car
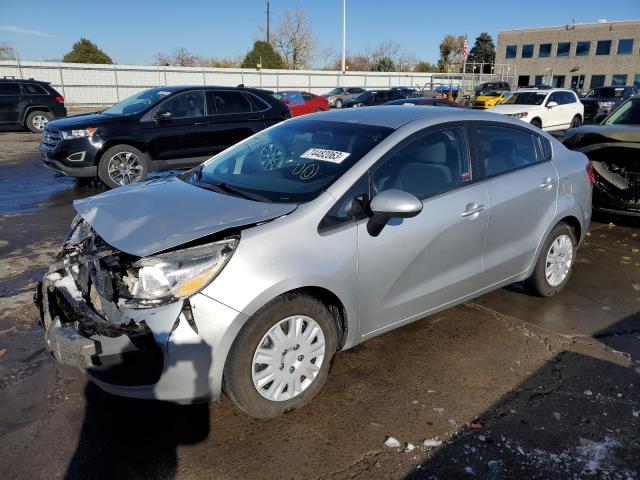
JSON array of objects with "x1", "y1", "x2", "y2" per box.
[{"x1": 304, "y1": 105, "x2": 503, "y2": 129}]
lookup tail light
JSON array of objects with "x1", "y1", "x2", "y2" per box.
[
  {"x1": 55, "y1": 96, "x2": 65, "y2": 103},
  {"x1": 586, "y1": 163, "x2": 596, "y2": 185}
]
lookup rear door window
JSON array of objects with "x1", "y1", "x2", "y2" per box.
[
  {"x1": 0, "y1": 83, "x2": 19, "y2": 95},
  {"x1": 212, "y1": 90, "x2": 253, "y2": 114},
  {"x1": 475, "y1": 125, "x2": 543, "y2": 177}
]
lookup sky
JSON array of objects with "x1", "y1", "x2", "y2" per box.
[{"x1": 1, "y1": 0, "x2": 640, "y2": 65}]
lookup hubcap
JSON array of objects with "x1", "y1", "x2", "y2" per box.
[
  {"x1": 545, "y1": 234, "x2": 574, "y2": 287},
  {"x1": 32, "y1": 115, "x2": 48, "y2": 130},
  {"x1": 252, "y1": 315, "x2": 326, "y2": 402},
  {"x1": 107, "y1": 152, "x2": 143, "y2": 186}
]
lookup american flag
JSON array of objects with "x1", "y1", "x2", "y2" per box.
[{"x1": 463, "y1": 37, "x2": 469, "y2": 61}]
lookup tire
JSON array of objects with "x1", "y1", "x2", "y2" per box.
[
  {"x1": 570, "y1": 115, "x2": 582, "y2": 129},
  {"x1": 524, "y1": 222, "x2": 577, "y2": 297},
  {"x1": 316, "y1": 108, "x2": 324, "y2": 112},
  {"x1": 98, "y1": 144, "x2": 150, "y2": 189},
  {"x1": 26, "y1": 110, "x2": 52, "y2": 133},
  {"x1": 530, "y1": 118, "x2": 542, "y2": 129},
  {"x1": 335, "y1": 99, "x2": 343, "y2": 109},
  {"x1": 223, "y1": 292, "x2": 338, "y2": 418}
]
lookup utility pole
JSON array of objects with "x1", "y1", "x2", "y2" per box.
[
  {"x1": 341, "y1": 0, "x2": 346, "y2": 73},
  {"x1": 266, "y1": 2, "x2": 270, "y2": 44}
]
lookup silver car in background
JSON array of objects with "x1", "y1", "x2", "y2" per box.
[
  {"x1": 38, "y1": 107, "x2": 592, "y2": 418},
  {"x1": 323, "y1": 86, "x2": 366, "y2": 108}
]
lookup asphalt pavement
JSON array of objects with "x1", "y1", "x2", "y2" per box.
[{"x1": 0, "y1": 130, "x2": 638, "y2": 480}]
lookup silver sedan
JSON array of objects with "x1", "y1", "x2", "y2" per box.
[{"x1": 38, "y1": 106, "x2": 592, "y2": 417}]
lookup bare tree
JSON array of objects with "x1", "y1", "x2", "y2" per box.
[
  {"x1": 273, "y1": 8, "x2": 317, "y2": 69},
  {"x1": 0, "y1": 42, "x2": 17, "y2": 60},
  {"x1": 371, "y1": 41, "x2": 402, "y2": 65},
  {"x1": 153, "y1": 48, "x2": 206, "y2": 67},
  {"x1": 317, "y1": 46, "x2": 338, "y2": 70}
]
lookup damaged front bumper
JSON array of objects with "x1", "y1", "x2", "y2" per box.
[{"x1": 37, "y1": 249, "x2": 247, "y2": 404}]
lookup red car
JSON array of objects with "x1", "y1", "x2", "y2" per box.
[{"x1": 274, "y1": 91, "x2": 329, "y2": 117}]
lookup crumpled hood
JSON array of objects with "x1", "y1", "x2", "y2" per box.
[{"x1": 73, "y1": 177, "x2": 297, "y2": 257}]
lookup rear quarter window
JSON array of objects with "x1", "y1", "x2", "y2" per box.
[{"x1": 22, "y1": 83, "x2": 49, "y2": 95}]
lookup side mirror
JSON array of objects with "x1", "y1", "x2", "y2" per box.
[
  {"x1": 154, "y1": 110, "x2": 173, "y2": 121},
  {"x1": 546, "y1": 101, "x2": 558, "y2": 109},
  {"x1": 367, "y1": 189, "x2": 423, "y2": 237}
]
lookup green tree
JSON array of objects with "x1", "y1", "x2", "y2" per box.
[
  {"x1": 467, "y1": 32, "x2": 496, "y2": 72},
  {"x1": 414, "y1": 61, "x2": 439, "y2": 73},
  {"x1": 370, "y1": 56, "x2": 395, "y2": 72},
  {"x1": 241, "y1": 40, "x2": 285, "y2": 69},
  {"x1": 63, "y1": 38, "x2": 112, "y2": 64},
  {"x1": 437, "y1": 34, "x2": 465, "y2": 72}
]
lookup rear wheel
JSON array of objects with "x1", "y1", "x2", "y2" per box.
[
  {"x1": 530, "y1": 118, "x2": 542, "y2": 129},
  {"x1": 570, "y1": 115, "x2": 582, "y2": 129},
  {"x1": 524, "y1": 222, "x2": 576, "y2": 297},
  {"x1": 98, "y1": 144, "x2": 150, "y2": 189},
  {"x1": 223, "y1": 293, "x2": 338, "y2": 418},
  {"x1": 26, "y1": 110, "x2": 52, "y2": 133}
]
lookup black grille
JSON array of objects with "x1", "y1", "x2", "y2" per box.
[
  {"x1": 583, "y1": 102, "x2": 598, "y2": 117},
  {"x1": 41, "y1": 128, "x2": 61, "y2": 148}
]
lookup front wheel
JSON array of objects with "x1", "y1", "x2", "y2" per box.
[
  {"x1": 524, "y1": 222, "x2": 577, "y2": 297},
  {"x1": 26, "y1": 110, "x2": 53, "y2": 133},
  {"x1": 223, "y1": 293, "x2": 338, "y2": 418},
  {"x1": 335, "y1": 99, "x2": 343, "y2": 109},
  {"x1": 98, "y1": 144, "x2": 150, "y2": 189}
]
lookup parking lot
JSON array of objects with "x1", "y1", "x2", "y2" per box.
[{"x1": 0, "y1": 129, "x2": 636, "y2": 479}]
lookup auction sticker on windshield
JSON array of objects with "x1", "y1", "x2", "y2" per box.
[{"x1": 301, "y1": 148, "x2": 351, "y2": 164}]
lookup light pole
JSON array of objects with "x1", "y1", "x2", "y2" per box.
[{"x1": 341, "y1": 0, "x2": 346, "y2": 73}]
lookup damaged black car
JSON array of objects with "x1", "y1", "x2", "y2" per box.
[{"x1": 564, "y1": 95, "x2": 640, "y2": 216}]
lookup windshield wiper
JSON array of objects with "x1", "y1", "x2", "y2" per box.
[{"x1": 203, "y1": 181, "x2": 271, "y2": 203}]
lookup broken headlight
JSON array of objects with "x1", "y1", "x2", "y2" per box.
[
  {"x1": 64, "y1": 215, "x2": 93, "y2": 248},
  {"x1": 123, "y1": 238, "x2": 238, "y2": 307}
]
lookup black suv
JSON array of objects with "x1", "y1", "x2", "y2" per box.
[
  {"x1": 341, "y1": 89, "x2": 407, "y2": 108},
  {"x1": 580, "y1": 85, "x2": 639, "y2": 123},
  {"x1": 0, "y1": 77, "x2": 67, "y2": 133},
  {"x1": 39, "y1": 86, "x2": 290, "y2": 188}
]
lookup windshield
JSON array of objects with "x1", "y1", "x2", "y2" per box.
[
  {"x1": 102, "y1": 88, "x2": 172, "y2": 115},
  {"x1": 604, "y1": 99, "x2": 640, "y2": 125},
  {"x1": 586, "y1": 87, "x2": 623, "y2": 98},
  {"x1": 182, "y1": 119, "x2": 393, "y2": 203},
  {"x1": 502, "y1": 92, "x2": 546, "y2": 105}
]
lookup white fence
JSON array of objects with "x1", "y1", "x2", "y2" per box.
[{"x1": 0, "y1": 60, "x2": 514, "y2": 106}]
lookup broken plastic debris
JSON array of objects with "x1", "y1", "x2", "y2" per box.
[
  {"x1": 465, "y1": 421, "x2": 483, "y2": 429},
  {"x1": 404, "y1": 442, "x2": 415, "y2": 452},
  {"x1": 632, "y1": 410, "x2": 639, "y2": 418},
  {"x1": 423, "y1": 438, "x2": 443, "y2": 448},
  {"x1": 384, "y1": 436, "x2": 401, "y2": 448}
]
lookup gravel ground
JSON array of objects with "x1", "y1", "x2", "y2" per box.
[{"x1": 0, "y1": 130, "x2": 638, "y2": 480}]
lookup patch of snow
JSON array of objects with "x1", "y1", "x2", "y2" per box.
[
  {"x1": 385, "y1": 436, "x2": 401, "y2": 448},
  {"x1": 584, "y1": 390, "x2": 593, "y2": 396},
  {"x1": 404, "y1": 442, "x2": 415, "y2": 452},
  {"x1": 51, "y1": 273, "x2": 84, "y2": 301},
  {"x1": 423, "y1": 438, "x2": 442, "y2": 448}
]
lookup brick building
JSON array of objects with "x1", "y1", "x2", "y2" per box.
[{"x1": 495, "y1": 19, "x2": 640, "y2": 92}]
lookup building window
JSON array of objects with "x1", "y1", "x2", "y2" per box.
[
  {"x1": 617, "y1": 39, "x2": 634, "y2": 55},
  {"x1": 517, "y1": 75, "x2": 530, "y2": 87},
  {"x1": 505, "y1": 45, "x2": 517, "y2": 58},
  {"x1": 538, "y1": 43, "x2": 552, "y2": 58},
  {"x1": 634, "y1": 74, "x2": 640, "y2": 88},
  {"x1": 552, "y1": 75, "x2": 566, "y2": 88},
  {"x1": 596, "y1": 40, "x2": 612, "y2": 55},
  {"x1": 611, "y1": 74, "x2": 628, "y2": 86},
  {"x1": 521, "y1": 44, "x2": 534, "y2": 58},
  {"x1": 590, "y1": 75, "x2": 606, "y2": 88},
  {"x1": 557, "y1": 42, "x2": 571, "y2": 57},
  {"x1": 576, "y1": 41, "x2": 591, "y2": 56},
  {"x1": 534, "y1": 75, "x2": 546, "y2": 85}
]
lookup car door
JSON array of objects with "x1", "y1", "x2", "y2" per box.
[
  {"x1": 0, "y1": 82, "x2": 21, "y2": 123},
  {"x1": 473, "y1": 123, "x2": 558, "y2": 285},
  {"x1": 301, "y1": 92, "x2": 318, "y2": 114},
  {"x1": 142, "y1": 90, "x2": 210, "y2": 164},
  {"x1": 205, "y1": 90, "x2": 266, "y2": 153},
  {"x1": 357, "y1": 124, "x2": 490, "y2": 337},
  {"x1": 545, "y1": 92, "x2": 567, "y2": 129}
]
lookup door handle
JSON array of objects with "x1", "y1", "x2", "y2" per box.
[
  {"x1": 540, "y1": 176, "x2": 556, "y2": 189},
  {"x1": 460, "y1": 203, "x2": 486, "y2": 217}
]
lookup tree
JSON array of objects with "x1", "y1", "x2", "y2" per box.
[
  {"x1": 209, "y1": 57, "x2": 242, "y2": 68},
  {"x1": 153, "y1": 48, "x2": 205, "y2": 67},
  {"x1": 241, "y1": 40, "x2": 285, "y2": 69},
  {"x1": 437, "y1": 35, "x2": 465, "y2": 72},
  {"x1": 63, "y1": 38, "x2": 112, "y2": 64},
  {"x1": 273, "y1": 8, "x2": 317, "y2": 69},
  {"x1": 0, "y1": 42, "x2": 17, "y2": 60},
  {"x1": 414, "y1": 61, "x2": 439, "y2": 73},
  {"x1": 467, "y1": 32, "x2": 496, "y2": 72},
  {"x1": 370, "y1": 56, "x2": 395, "y2": 72},
  {"x1": 371, "y1": 41, "x2": 402, "y2": 65}
]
